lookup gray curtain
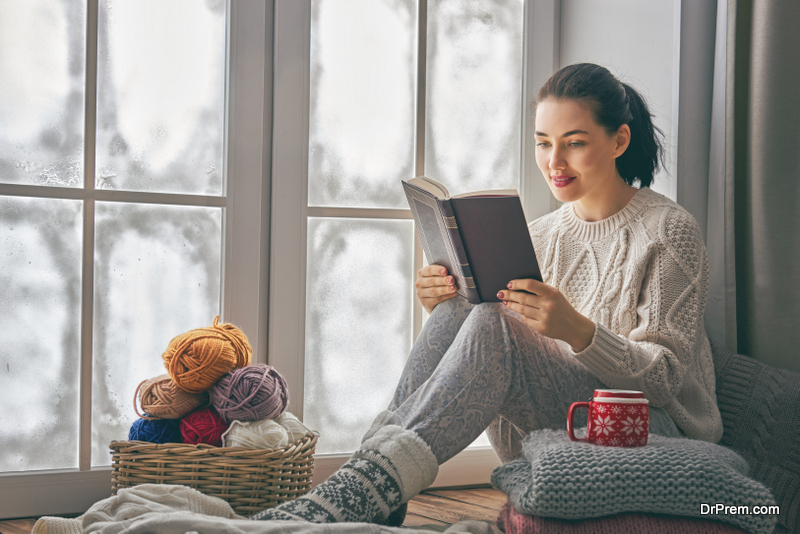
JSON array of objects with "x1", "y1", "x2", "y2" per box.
[{"x1": 705, "y1": 0, "x2": 800, "y2": 373}]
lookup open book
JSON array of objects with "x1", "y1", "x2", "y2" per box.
[{"x1": 402, "y1": 176, "x2": 542, "y2": 304}]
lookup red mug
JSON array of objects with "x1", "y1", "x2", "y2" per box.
[{"x1": 567, "y1": 389, "x2": 649, "y2": 447}]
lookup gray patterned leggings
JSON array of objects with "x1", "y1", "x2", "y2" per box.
[{"x1": 382, "y1": 296, "x2": 681, "y2": 464}]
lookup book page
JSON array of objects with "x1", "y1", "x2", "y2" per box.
[
  {"x1": 404, "y1": 176, "x2": 450, "y2": 199},
  {"x1": 452, "y1": 189, "x2": 519, "y2": 199}
]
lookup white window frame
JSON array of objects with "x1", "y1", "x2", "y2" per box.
[
  {"x1": 269, "y1": 0, "x2": 558, "y2": 487},
  {"x1": 0, "y1": 0, "x2": 273, "y2": 518}
]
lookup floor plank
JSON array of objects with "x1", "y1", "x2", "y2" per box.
[
  {"x1": 408, "y1": 494, "x2": 499, "y2": 524},
  {"x1": 0, "y1": 518, "x2": 37, "y2": 534},
  {"x1": 424, "y1": 488, "x2": 508, "y2": 510},
  {"x1": 405, "y1": 487, "x2": 505, "y2": 528},
  {"x1": 402, "y1": 512, "x2": 451, "y2": 529}
]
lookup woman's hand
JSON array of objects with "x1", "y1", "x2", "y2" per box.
[
  {"x1": 415, "y1": 264, "x2": 458, "y2": 314},
  {"x1": 497, "y1": 278, "x2": 596, "y2": 352}
]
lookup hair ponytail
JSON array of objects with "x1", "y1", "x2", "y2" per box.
[
  {"x1": 536, "y1": 64, "x2": 665, "y2": 187},
  {"x1": 615, "y1": 83, "x2": 664, "y2": 188}
]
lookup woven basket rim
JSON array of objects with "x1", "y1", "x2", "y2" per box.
[{"x1": 110, "y1": 431, "x2": 318, "y2": 454}]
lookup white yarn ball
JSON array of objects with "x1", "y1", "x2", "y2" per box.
[
  {"x1": 222, "y1": 419, "x2": 289, "y2": 449},
  {"x1": 277, "y1": 412, "x2": 310, "y2": 443}
]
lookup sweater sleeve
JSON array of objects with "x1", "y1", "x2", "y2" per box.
[{"x1": 571, "y1": 208, "x2": 709, "y2": 408}]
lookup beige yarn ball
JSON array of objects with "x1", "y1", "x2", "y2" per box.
[
  {"x1": 222, "y1": 419, "x2": 289, "y2": 449},
  {"x1": 276, "y1": 412, "x2": 310, "y2": 443}
]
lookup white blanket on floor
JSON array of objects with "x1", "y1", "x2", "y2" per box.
[{"x1": 33, "y1": 484, "x2": 498, "y2": 534}]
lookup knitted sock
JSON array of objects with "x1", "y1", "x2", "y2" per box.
[{"x1": 250, "y1": 425, "x2": 438, "y2": 524}]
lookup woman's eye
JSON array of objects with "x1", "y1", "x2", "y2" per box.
[
  {"x1": 569, "y1": 142, "x2": 585, "y2": 148},
  {"x1": 536, "y1": 142, "x2": 550, "y2": 148}
]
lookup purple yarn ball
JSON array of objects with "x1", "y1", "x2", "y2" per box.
[
  {"x1": 129, "y1": 417, "x2": 182, "y2": 444},
  {"x1": 211, "y1": 364, "x2": 289, "y2": 423}
]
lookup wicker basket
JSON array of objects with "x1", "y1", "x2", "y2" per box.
[{"x1": 109, "y1": 433, "x2": 317, "y2": 516}]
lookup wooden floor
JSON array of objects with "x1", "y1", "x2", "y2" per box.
[
  {"x1": 405, "y1": 487, "x2": 506, "y2": 530},
  {"x1": 0, "y1": 518, "x2": 38, "y2": 534},
  {"x1": 0, "y1": 487, "x2": 506, "y2": 533}
]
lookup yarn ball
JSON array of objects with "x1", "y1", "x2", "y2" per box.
[
  {"x1": 162, "y1": 316, "x2": 252, "y2": 394},
  {"x1": 180, "y1": 407, "x2": 229, "y2": 446},
  {"x1": 211, "y1": 364, "x2": 289, "y2": 423},
  {"x1": 135, "y1": 374, "x2": 209, "y2": 420},
  {"x1": 276, "y1": 412, "x2": 310, "y2": 443},
  {"x1": 222, "y1": 419, "x2": 289, "y2": 449},
  {"x1": 129, "y1": 417, "x2": 182, "y2": 444}
]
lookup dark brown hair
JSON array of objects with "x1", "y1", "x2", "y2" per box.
[{"x1": 537, "y1": 63, "x2": 665, "y2": 188}]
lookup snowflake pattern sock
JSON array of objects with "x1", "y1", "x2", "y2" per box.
[
  {"x1": 250, "y1": 425, "x2": 438, "y2": 524},
  {"x1": 250, "y1": 449, "x2": 402, "y2": 523}
]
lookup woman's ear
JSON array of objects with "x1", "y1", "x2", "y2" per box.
[{"x1": 613, "y1": 124, "x2": 631, "y2": 157}]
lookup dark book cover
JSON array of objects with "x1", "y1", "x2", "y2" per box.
[
  {"x1": 450, "y1": 196, "x2": 542, "y2": 302},
  {"x1": 403, "y1": 177, "x2": 541, "y2": 304}
]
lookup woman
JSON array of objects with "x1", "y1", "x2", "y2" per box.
[{"x1": 254, "y1": 63, "x2": 722, "y2": 525}]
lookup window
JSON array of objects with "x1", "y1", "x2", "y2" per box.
[
  {"x1": 271, "y1": 0, "x2": 686, "y2": 487},
  {"x1": 0, "y1": 0, "x2": 272, "y2": 517},
  {"x1": 271, "y1": 0, "x2": 556, "y2": 486}
]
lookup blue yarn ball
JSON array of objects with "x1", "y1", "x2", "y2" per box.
[{"x1": 129, "y1": 417, "x2": 182, "y2": 444}]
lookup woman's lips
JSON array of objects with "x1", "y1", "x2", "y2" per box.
[{"x1": 551, "y1": 175, "x2": 575, "y2": 188}]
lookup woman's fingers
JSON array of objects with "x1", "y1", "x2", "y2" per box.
[
  {"x1": 497, "y1": 289, "x2": 537, "y2": 308},
  {"x1": 416, "y1": 264, "x2": 456, "y2": 293},
  {"x1": 416, "y1": 274, "x2": 453, "y2": 289},
  {"x1": 415, "y1": 264, "x2": 457, "y2": 313},
  {"x1": 418, "y1": 264, "x2": 448, "y2": 278},
  {"x1": 506, "y1": 278, "x2": 546, "y2": 294}
]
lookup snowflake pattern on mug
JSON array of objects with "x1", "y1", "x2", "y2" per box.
[
  {"x1": 592, "y1": 415, "x2": 613, "y2": 436},
  {"x1": 620, "y1": 416, "x2": 647, "y2": 436}
]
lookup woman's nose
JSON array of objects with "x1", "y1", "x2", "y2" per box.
[{"x1": 549, "y1": 147, "x2": 566, "y2": 170}]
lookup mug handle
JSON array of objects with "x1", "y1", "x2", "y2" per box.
[{"x1": 567, "y1": 401, "x2": 590, "y2": 442}]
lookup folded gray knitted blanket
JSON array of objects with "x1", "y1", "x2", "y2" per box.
[{"x1": 491, "y1": 429, "x2": 778, "y2": 534}]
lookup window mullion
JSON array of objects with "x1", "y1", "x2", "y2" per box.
[
  {"x1": 520, "y1": 0, "x2": 560, "y2": 222},
  {"x1": 79, "y1": 0, "x2": 100, "y2": 472},
  {"x1": 223, "y1": 0, "x2": 273, "y2": 360},
  {"x1": 268, "y1": 0, "x2": 311, "y2": 420},
  {"x1": 412, "y1": 0, "x2": 428, "y2": 340},
  {"x1": 415, "y1": 0, "x2": 428, "y2": 178}
]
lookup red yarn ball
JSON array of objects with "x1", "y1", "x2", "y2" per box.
[{"x1": 180, "y1": 407, "x2": 229, "y2": 446}]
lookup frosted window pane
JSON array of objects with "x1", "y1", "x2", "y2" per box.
[
  {"x1": 92, "y1": 202, "x2": 221, "y2": 465},
  {"x1": 95, "y1": 0, "x2": 226, "y2": 195},
  {"x1": 308, "y1": 0, "x2": 417, "y2": 209},
  {"x1": 305, "y1": 218, "x2": 414, "y2": 453},
  {"x1": 425, "y1": 0, "x2": 523, "y2": 195},
  {"x1": 0, "y1": 0, "x2": 85, "y2": 187},
  {"x1": 0, "y1": 197, "x2": 82, "y2": 472}
]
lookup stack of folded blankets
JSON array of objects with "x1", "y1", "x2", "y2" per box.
[{"x1": 491, "y1": 429, "x2": 778, "y2": 534}]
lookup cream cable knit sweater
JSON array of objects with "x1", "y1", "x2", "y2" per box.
[{"x1": 529, "y1": 187, "x2": 723, "y2": 442}]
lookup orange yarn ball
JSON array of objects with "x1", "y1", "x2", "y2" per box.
[
  {"x1": 161, "y1": 316, "x2": 252, "y2": 394},
  {"x1": 134, "y1": 374, "x2": 209, "y2": 420}
]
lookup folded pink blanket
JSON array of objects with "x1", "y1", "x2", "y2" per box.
[{"x1": 497, "y1": 502, "x2": 749, "y2": 534}]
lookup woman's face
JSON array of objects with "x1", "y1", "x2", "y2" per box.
[{"x1": 534, "y1": 98, "x2": 629, "y2": 207}]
